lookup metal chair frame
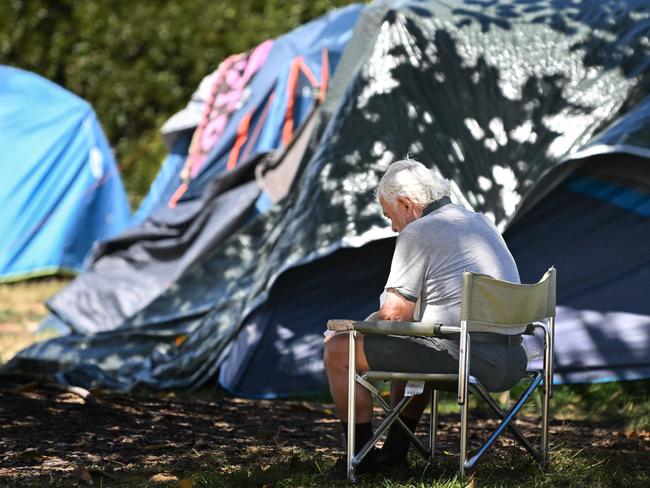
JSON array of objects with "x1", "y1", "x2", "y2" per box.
[{"x1": 328, "y1": 268, "x2": 556, "y2": 482}]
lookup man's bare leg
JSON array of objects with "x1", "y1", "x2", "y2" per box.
[
  {"x1": 323, "y1": 332, "x2": 380, "y2": 473},
  {"x1": 323, "y1": 332, "x2": 373, "y2": 422}
]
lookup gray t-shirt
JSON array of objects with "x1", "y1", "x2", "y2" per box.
[{"x1": 384, "y1": 203, "x2": 520, "y2": 326}]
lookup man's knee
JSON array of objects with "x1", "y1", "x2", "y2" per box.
[{"x1": 323, "y1": 334, "x2": 348, "y2": 373}]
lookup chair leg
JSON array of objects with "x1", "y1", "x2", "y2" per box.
[
  {"x1": 466, "y1": 376, "x2": 543, "y2": 468},
  {"x1": 458, "y1": 322, "x2": 471, "y2": 481},
  {"x1": 459, "y1": 397, "x2": 469, "y2": 480},
  {"x1": 429, "y1": 389, "x2": 438, "y2": 465},
  {"x1": 347, "y1": 331, "x2": 356, "y2": 481},
  {"x1": 541, "y1": 319, "x2": 554, "y2": 469},
  {"x1": 356, "y1": 375, "x2": 430, "y2": 458},
  {"x1": 541, "y1": 383, "x2": 550, "y2": 469}
]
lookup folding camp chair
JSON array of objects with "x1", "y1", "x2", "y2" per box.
[{"x1": 327, "y1": 267, "x2": 556, "y2": 482}]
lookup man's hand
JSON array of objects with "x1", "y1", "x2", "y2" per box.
[{"x1": 379, "y1": 289, "x2": 416, "y2": 321}]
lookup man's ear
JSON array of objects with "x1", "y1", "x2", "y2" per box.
[{"x1": 396, "y1": 196, "x2": 412, "y2": 211}]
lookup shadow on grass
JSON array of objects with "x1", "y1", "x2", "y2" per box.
[
  {"x1": 190, "y1": 451, "x2": 461, "y2": 488},
  {"x1": 187, "y1": 443, "x2": 650, "y2": 488}
]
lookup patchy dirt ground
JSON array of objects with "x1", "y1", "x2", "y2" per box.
[
  {"x1": 0, "y1": 373, "x2": 343, "y2": 486},
  {"x1": 1, "y1": 373, "x2": 649, "y2": 487}
]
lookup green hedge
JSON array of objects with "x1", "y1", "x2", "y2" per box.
[{"x1": 0, "y1": 0, "x2": 357, "y2": 205}]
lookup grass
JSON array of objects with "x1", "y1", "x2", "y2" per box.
[
  {"x1": 553, "y1": 380, "x2": 650, "y2": 431},
  {"x1": 72, "y1": 441, "x2": 643, "y2": 487},
  {"x1": 1, "y1": 280, "x2": 649, "y2": 487},
  {"x1": 0, "y1": 277, "x2": 69, "y2": 364},
  {"x1": 405, "y1": 380, "x2": 650, "y2": 433},
  {"x1": 6, "y1": 443, "x2": 646, "y2": 488},
  {"x1": 187, "y1": 446, "x2": 648, "y2": 487}
]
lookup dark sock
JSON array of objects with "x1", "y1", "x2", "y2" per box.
[
  {"x1": 380, "y1": 414, "x2": 419, "y2": 461},
  {"x1": 341, "y1": 421, "x2": 376, "y2": 460}
]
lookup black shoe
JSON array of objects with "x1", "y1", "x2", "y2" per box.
[
  {"x1": 377, "y1": 416, "x2": 418, "y2": 471},
  {"x1": 376, "y1": 445, "x2": 409, "y2": 471},
  {"x1": 331, "y1": 450, "x2": 381, "y2": 479}
]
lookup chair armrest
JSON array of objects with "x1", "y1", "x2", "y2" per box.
[
  {"x1": 327, "y1": 319, "x2": 457, "y2": 337},
  {"x1": 525, "y1": 321, "x2": 548, "y2": 335}
]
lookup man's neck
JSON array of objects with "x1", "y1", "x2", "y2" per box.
[{"x1": 421, "y1": 196, "x2": 451, "y2": 216}]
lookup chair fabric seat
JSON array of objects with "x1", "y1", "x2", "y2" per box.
[{"x1": 362, "y1": 371, "x2": 460, "y2": 392}]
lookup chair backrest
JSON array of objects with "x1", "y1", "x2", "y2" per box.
[{"x1": 460, "y1": 267, "x2": 556, "y2": 334}]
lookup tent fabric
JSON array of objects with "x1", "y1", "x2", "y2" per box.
[
  {"x1": 48, "y1": 156, "x2": 262, "y2": 334},
  {"x1": 43, "y1": 4, "x2": 363, "y2": 334},
  {"x1": 5, "y1": 0, "x2": 650, "y2": 396},
  {"x1": 160, "y1": 41, "x2": 273, "y2": 154},
  {"x1": 255, "y1": 105, "x2": 320, "y2": 205},
  {"x1": 0, "y1": 66, "x2": 131, "y2": 282},
  {"x1": 182, "y1": 40, "x2": 274, "y2": 181},
  {"x1": 131, "y1": 130, "x2": 193, "y2": 226},
  {"x1": 178, "y1": 3, "x2": 363, "y2": 203},
  {"x1": 137, "y1": 48, "x2": 271, "y2": 221},
  {"x1": 219, "y1": 239, "x2": 394, "y2": 398},
  {"x1": 139, "y1": 3, "x2": 363, "y2": 220},
  {"x1": 507, "y1": 155, "x2": 650, "y2": 383}
]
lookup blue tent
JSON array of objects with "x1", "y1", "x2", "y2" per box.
[
  {"x1": 6, "y1": 1, "x2": 650, "y2": 397},
  {"x1": 41, "y1": 4, "x2": 363, "y2": 334},
  {"x1": 132, "y1": 4, "x2": 362, "y2": 224},
  {"x1": 506, "y1": 155, "x2": 650, "y2": 384},
  {"x1": 0, "y1": 66, "x2": 131, "y2": 282}
]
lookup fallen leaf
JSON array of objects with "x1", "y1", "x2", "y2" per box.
[
  {"x1": 289, "y1": 401, "x2": 333, "y2": 415},
  {"x1": 14, "y1": 448, "x2": 42, "y2": 461},
  {"x1": 149, "y1": 473, "x2": 178, "y2": 483},
  {"x1": 177, "y1": 479, "x2": 193, "y2": 488},
  {"x1": 145, "y1": 443, "x2": 169, "y2": 450},
  {"x1": 73, "y1": 465, "x2": 93, "y2": 484},
  {"x1": 213, "y1": 421, "x2": 232, "y2": 430}
]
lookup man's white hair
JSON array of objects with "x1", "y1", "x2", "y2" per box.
[{"x1": 376, "y1": 157, "x2": 450, "y2": 206}]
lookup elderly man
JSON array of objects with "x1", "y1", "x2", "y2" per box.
[{"x1": 323, "y1": 158, "x2": 526, "y2": 475}]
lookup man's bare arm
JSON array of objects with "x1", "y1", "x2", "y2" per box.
[{"x1": 379, "y1": 289, "x2": 416, "y2": 321}]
